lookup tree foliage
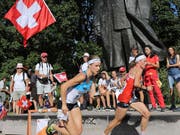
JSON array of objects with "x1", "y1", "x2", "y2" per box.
[
  {"x1": 0, "y1": 0, "x2": 102, "y2": 79},
  {"x1": 151, "y1": 0, "x2": 180, "y2": 47}
]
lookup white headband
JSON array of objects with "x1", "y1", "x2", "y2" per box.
[
  {"x1": 135, "y1": 55, "x2": 146, "y2": 62},
  {"x1": 88, "y1": 58, "x2": 101, "y2": 65}
]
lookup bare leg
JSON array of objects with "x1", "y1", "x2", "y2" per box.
[
  {"x1": 65, "y1": 107, "x2": 83, "y2": 135},
  {"x1": 38, "y1": 94, "x2": 43, "y2": 107},
  {"x1": 176, "y1": 82, "x2": 180, "y2": 97},
  {"x1": 139, "y1": 91, "x2": 144, "y2": 102},
  {"x1": 111, "y1": 92, "x2": 116, "y2": 108},
  {"x1": 48, "y1": 92, "x2": 53, "y2": 107},
  {"x1": 106, "y1": 91, "x2": 111, "y2": 107},
  {"x1": 52, "y1": 107, "x2": 82, "y2": 135},
  {"x1": 13, "y1": 100, "x2": 16, "y2": 113},
  {"x1": 104, "y1": 107, "x2": 128, "y2": 135},
  {"x1": 15, "y1": 100, "x2": 19, "y2": 114},
  {"x1": 130, "y1": 102, "x2": 150, "y2": 133},
  {"x1": 101, "y1": 95, "x2": 106, "y2": 108},
  {"x1": 96, "y1": 96, "x2": 101, "y2": 108},
  {"x1": 32, "y1": 100, "x2": 38, "y2": 110}
]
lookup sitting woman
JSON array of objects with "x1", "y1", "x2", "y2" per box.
[{"x1": 98, "y1": 71, "x2": 112, "y2": 110}]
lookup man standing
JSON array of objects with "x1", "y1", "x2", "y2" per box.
[{"x1": 35, "y1": 52, "x2": 55, "y2": 108}]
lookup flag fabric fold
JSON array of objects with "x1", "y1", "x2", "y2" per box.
[
  {"x1": 4, "y1": 0, "x2": 56, "y2": 47},
  {"x1": 54, "y1": 72, "x2": 68, "y2": 83}
]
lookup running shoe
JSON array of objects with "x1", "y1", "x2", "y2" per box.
[
  {"x1": 46, "y1": 119, "x2": 58, "y2": 135},
  {"x1": 169, "y1": 105, "x2": 176, "y2": 110},
  {"x1": 87, "y1": 105, "x2": 93, "y2": 111}
]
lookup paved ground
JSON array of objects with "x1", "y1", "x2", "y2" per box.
[{"x1": 1, "y1": 107, "x2": 180, "y2": 135}]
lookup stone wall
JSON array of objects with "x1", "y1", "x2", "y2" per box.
[{"x1": 0, "y1": 110, "x2": 180, "y2": 135}]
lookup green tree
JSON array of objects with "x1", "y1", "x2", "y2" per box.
[
  {"x1": 151, "y1": 0, "x2": 180, "y2": 47},
  {"x1": 0, "y1": 0, "x2": 102, "y2": 79}
]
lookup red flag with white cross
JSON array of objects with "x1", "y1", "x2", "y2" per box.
[
  {"x1": 4, "y1": 0, "x2": 56, "y2": 47},
  {"x1": 54, "y1": 72, "x2": 68, "y2": 83}
]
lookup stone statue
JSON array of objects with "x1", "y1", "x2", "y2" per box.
[{"x1": 94, "y1": 0, "x2": 167, "y2": 69}]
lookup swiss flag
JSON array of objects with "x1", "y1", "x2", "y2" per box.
[
  {"x1": 54, "y1": 72, "x2": 68, "y2": 83},
  {"x1": 17, "y1": 95, "x2": 32, "y2": 110},
  {"x1": 4, "y1": 0, "x2": 56, "y2": 47},
  {"x1": 0, "y1": 107, "x2": 7, "y2": 120}
]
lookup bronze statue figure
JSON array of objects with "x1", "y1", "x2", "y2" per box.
[{"x1": 94, "y1": 0, "x2": 166, "y2": 69}]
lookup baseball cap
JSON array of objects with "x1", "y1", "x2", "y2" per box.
[
  {"x1": 83, "y1": 52, "x2": 90, "y2": 57},
  {"x1": 41, "y1": 52, "x2": 48, "y2": 57},
  {"x1": 119, "y1": 66, "x2": 126, "y2": 72}
]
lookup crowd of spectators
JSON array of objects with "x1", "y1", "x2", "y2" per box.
[{"x1": 1, "y1": 47, "x2": 180, "y2": 118}]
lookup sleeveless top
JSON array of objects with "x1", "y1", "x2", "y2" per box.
[
  {"x1": 66, "y1": 71, "x2": 93, "y2": 104},
  {"x1": 168, "y1": 55, "x2": 180, "y2": 76},
  {"x1": 118, "y1": 73, "x2": 135, "y2": 104}
]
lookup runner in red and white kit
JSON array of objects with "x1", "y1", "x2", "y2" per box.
[{"x1": 104, "y1": 54, "x2": 151, "y2": 135}]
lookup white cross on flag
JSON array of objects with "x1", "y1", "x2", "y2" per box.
[
  {"x1": 4, "y1": 0, "x2": 56, "y2": 47},
  {"x1": 54, "y1": 72, "x2": 68, "y2": 83}
]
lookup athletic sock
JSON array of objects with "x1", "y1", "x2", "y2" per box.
[{"x1": 141, "y1": 131, "x2": 146, "y2": 135}]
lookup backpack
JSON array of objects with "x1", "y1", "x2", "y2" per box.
[{"x1": 13, "y1": 72, "x2": 26, "y2": 85}]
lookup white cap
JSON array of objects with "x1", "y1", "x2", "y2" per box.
[
  {"x1": 16, "y1": 63, "x2": 23, "y2": 69},
  {"x1": 83, "y1": 52, "x2": 90, "y2": 57},
  {"x1": 135, "y1": 55, "x2": 146, "y2": 62}
]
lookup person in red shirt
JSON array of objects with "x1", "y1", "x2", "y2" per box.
[
  {"x1": 104, "y1": 54, "x2": 150, "y2": 135},
  {"x1": 144, "y1": 45, "x2": 166, "y2": 112}
]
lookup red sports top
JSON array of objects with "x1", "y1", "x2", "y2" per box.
[
  {"x1": 144, "y1": 55, "x2": 159, "y2": 76},
  {"x1": 118, "y1": 75, "x2": 134, "y2": 103}
]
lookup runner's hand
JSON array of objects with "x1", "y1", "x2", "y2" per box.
[
  {"x1": 128, "y1": 72, "x2": 135, "y2": 79},
  {"x1": 147, "y1": 85, "x2": 153, "y2": 91},
  {"x1": 62, "y1": 104, "x2": 69, "y2": 115}
]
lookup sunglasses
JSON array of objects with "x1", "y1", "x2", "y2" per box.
[
  {"x1": 17, "y1": 68, "x2": 23, "y2": 69},
  {"x1": 42, "y1": 56, "x2": 47, "y2": 58}
]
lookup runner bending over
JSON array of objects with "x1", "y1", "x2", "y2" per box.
[
  {"x1": 104, "y1": 54, "x2": 151, "y2": 135},
  {"x1": 46, "y1": 55, "x2": 101, "y2": 135}
]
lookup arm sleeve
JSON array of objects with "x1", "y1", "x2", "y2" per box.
[
  {"x1": 98, "y1": 78, "x2": 102, "y2": 86},
  {"x1": 49, "y1": 64, "x2": 53, "y2": 70},
  {"x1": 35, "y1": 63, "x2": 39, "y2": 71}
]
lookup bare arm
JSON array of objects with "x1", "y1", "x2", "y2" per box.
[
  {"x1": 167, "y1": 55, "x2": 180, "y2": 68},
  {"x1": 166, "y1": 57, "x2": 170, "y2": 68},
  {"x1": 133, "y1": 67, "x2": 147, "y2": 90},
  {"x1": 9, "y1": 78, "x2": 14, "y2": 94},
  {"x1": 147, "y1": 61, "x2": 159, "y2": 68},
  {"x1": 35, "y1": 70, "x2": 47, "y2": 78},
  {"x1": 25, "y1": 78, "x2": 30, "y2": 91}
]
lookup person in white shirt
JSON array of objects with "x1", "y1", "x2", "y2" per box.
[
  {"x1": 98, "y1": 71, "x2": 112, "y2": 110},
  {"x1": 35, "y1": 52, "x2": 56, "y2": 108},
  {"x1": 80, "y1": 52, "x2": 90, "y2": 72},
  {"x1": 79, "y1": 52, "x2": 90, "y2": 110},
  {"x1": 10, "y1": 63, "x2": 29, "y2": 114},
  {"x1": 108, "y1": 70, "x2": 120, "y2": 109}
]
